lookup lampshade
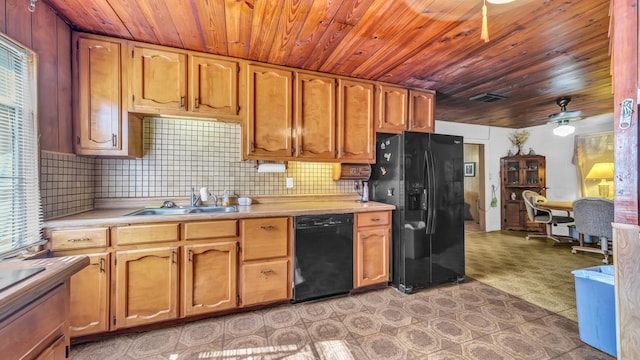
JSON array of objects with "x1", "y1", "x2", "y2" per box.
[
  {"x1": 552, "y1": 124, "x2": 575, "y2": 136},
  {"x1": 586, "y1": 162, "x2": 614, "y2": 180}
]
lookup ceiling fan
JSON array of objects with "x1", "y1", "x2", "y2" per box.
[{"x1": 547, "y1": 97, "x2": 582, "y2": 136}]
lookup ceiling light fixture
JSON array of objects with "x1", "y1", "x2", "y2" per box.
[
  {"x1": 552, "y1": 120, "x2": 576, "y2": 137},
  {"x1": 548, "y1": 97, "x2": 581, "y2": 136}
]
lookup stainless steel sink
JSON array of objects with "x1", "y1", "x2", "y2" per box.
[
  {"x1": 187, "y1": 206, "x2": 237, "y2": 214},
  {"x1": 125, "y1": 206, "x2": 237, "y2": 216}
]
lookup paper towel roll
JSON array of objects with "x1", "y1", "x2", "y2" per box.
[
  {"x1": 257, "y1": 163, "x2": 286, "y2": 173},
  {"x1": 199, "y1": 187, "x2": 209, "y2": 201}
]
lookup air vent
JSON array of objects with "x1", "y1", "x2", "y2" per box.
[{"x1": 469, "y1": 93, "x2": 507, "y2": 103}]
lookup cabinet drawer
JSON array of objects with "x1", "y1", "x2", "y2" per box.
[
  {"x1": 241, "y1": 218, "x2": 289, "y2": 261},
  {"x1": 49, "y1": 227, "x2": 109, "y2": 251},
  {"x1": 112, "y1": 223, "x2": 180, "y2": 245},
  {"x1": 0, "y1": 284, "x2": 67, "y2": 359},
  {"x1": 182, "y1": 220, "x2": 238, "y2": 240},
  {"x1": 357, "y1": 211, "x2": 390, "y2": 227},
  {"x1": 241, "y1": 259, "x2": 289, "y2": 305}
]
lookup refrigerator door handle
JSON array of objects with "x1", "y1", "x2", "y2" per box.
[
  {"x1": 424, "y1": 150, "x2": 435, "y2": 234},
  {"x1": 430, "y1": 149, "x2": 438, "y2": 233},
  {"x1": 425, "y1": 149, "x2": 437, "y2": 234}
]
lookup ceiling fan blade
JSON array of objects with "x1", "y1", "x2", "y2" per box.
[{"x1": 548, "y1": 110, "x2": 582, "y2": 123}]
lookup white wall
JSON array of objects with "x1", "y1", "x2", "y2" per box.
[{"x1": 435, "y1": 113, "x2": 614, "y2": 232}]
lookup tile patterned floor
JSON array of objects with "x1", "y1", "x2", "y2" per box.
[{"x1": 71, "y1": 229, "x2": 614, "y2": 359}]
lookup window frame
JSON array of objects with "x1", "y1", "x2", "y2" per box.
[{"x1": 0, "y1": 33, "x2": 43, "y2": 259}]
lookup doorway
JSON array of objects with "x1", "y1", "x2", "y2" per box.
[{"x1": 464, "y1": 143, "x2": 485, "y2": 232}]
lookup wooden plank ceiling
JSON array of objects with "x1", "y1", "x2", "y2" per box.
[{"x1": 42, "y1": 0, "x2": 613, "y2": 128}]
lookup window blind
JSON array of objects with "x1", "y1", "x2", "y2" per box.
[{"x1": 0, "y1": 34, "x2": 43, "y2": 258}]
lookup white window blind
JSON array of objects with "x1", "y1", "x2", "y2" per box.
[{"x1": 0, "y1": 34, "x2": 43, "y2": 258}]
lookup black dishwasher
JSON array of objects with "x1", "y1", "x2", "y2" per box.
[{"x1": 293, "y1": 213, "x2": 353, "y2": 303}]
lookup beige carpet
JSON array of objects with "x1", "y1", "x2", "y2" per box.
[{"x1": 70, "y1": 229, "x2": 614, "y2": 359}]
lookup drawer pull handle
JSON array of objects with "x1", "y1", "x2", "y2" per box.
[
  {"x1": 171, "y1": 250, "x2": 176, "y2": 264},
  {"x1": 67, "y1": 237, "x2": 91, "y2": 242},
  {"x1": 188, "y1": 250, "x2": 193, "y2": 262},
  {"x1": 99, "y1": 257, "x2": 105, "y2": 272},
  {"x1": 260, "y1": 269, "x2": 274, "y2": 275},
  {"x1": 370, "y1": 218, "x2": 380, "y2": 221},
  {"x1": 260, "y1": 225, "x2": 274, "y2": 230}
]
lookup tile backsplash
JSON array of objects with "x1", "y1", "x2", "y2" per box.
[
  {"x1": 42, "y1": 117, "x2": 356, "y2": 219},
  {"x1": 40, "y1": 151, "x2": 95, "y2": 219}
]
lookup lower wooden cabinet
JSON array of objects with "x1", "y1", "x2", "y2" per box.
[
  {"x1": 240, "y1": 259, "x2": 290, "y2": 306},
  {"x1": 239, "y1": 217, "x2": 291, "y2": 306},
  {"x1": 0, "y1": 284, "x2": 69, "y2": 360},
  {"x1": 355, "y1": 211, "x2": 391, "y2": 288},
  {"x1": 113, "y1": 247, "x2": 179, "y2": 329},
  {"x1": 69, "y1": 252, "x2": 110, "y2": 337},
  {"x1": 182, "y1": 242, "x2": 238, "y2": 316}
]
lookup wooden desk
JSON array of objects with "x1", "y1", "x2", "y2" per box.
[{"x1": 538, "y1": 201, "x2": 573, "y2": 212}]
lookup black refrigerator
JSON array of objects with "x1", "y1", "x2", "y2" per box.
[{"x1": 369, "y1": 132, "x2": 465, "y2": 293}]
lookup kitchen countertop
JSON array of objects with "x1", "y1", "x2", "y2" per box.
[
  {"x1": 44, "y1": 196, "x2": 396, "y2": 228},
  {"x1": 0, "y1": 255, "x2": 89, "y2": 321}
]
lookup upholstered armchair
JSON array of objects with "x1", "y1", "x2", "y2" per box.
[{"x1": 571, "y1": 197, "x2": 614, "y2": 263}]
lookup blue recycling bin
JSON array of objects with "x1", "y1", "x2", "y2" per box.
[{"x1": 571, "y1": 265, "x2": 616, "y2": 357}]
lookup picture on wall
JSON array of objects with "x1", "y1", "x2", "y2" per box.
[{"x1": 464, "y1": 162, "x2": 476, "y2": 177}]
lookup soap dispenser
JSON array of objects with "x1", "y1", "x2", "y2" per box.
[
  {"x1": 222, "y1": 190, "x2": 230, "y2": 206},
  {"x1": 360, "y1": 181, "x2": 369, "y2": 203}
]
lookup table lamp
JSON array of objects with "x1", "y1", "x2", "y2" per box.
[{"x1": 585, "y1": 162, "x2": 614, "y2": 198}]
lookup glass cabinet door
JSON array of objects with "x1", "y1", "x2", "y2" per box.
[
  {"x1": 505, "y1": 160, "x2": 520, "y2": 184},
  {"x1": 525, "y1": 160, "x2": 540, "y2": 185}
]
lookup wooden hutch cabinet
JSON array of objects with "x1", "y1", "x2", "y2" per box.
[{"x1": 500, "y1": 155, "x2": 547, "y2": 231}]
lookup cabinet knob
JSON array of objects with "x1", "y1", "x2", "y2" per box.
[
  {"x1": 112, "y1": 134, "x2": 117, "y2": 147},
  {"x1": 194, "y1": 97, "x2": 199, "y2": 109},
  {"x1": 180, "y1": 96, "x2": 185, "y2": 108}
]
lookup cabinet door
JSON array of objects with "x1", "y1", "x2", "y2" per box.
[
  {"x1": 190, "y1": 55, "x2": 239, "y2": 117},
  {"x1": 131, "y1": 46, "x2": 187, "y2": 112},
  {"x1": 182, "y1": 242, "x2": 238, "y2": 317},
  {"x1": 503, "y1": 201, "x2": 525, "y2": 229},
  {"x1": 355, "y1": 227, "x2": 390, "y2": 288},
  {"x1": 74, "y1": 36, "x2": 122, "y2": 153},
  {"x1": 246, "y1": 64, "x2": 293, "y2": 159},
  {"x1": 113, "y1": 247, "x2": 179, "y2": 329},
  {"x1": 295, "y1": 72, "x2": 336, "y2": 160},
  {"x1": 408, "y1": 90, "x2": 434, "y2": 133},
  {"x1": 337, "y1": 79, "x2": 375, "y2": 163},
  {"x1": 376, "y1": 84, "x2": 408, "y2": 133},
  {"x1": 69, "y1": 253, "x2": 110, "y2": 337},
  {"x1": 240, "y1": 259, "x2": 289, "y2": 306}
]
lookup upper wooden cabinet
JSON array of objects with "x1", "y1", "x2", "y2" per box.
[
  {"x1": 130, "y1": 45, "x2": 187, "y2": 112},
  {"x1": 245, "y1": 64, "x2": 294, "y2": 160},
  {"x1": 337, "y1": 79, "x2": 375, "y2": 163},
  {"x1": 190, "y1": 55, "x2": 240, "y2": 117},
  {"x1": 72, "y1": 33, "x2": 142, "y2": 158},
  {"x1": 295, "y1": 72, "x2": 337, "y2": 160},
  {"x1": 408, "y1": 89, "x2": 435, "y2": 133},
  {"x1": 376, "y1": 84, "x2": 408, "y2": 133}
]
